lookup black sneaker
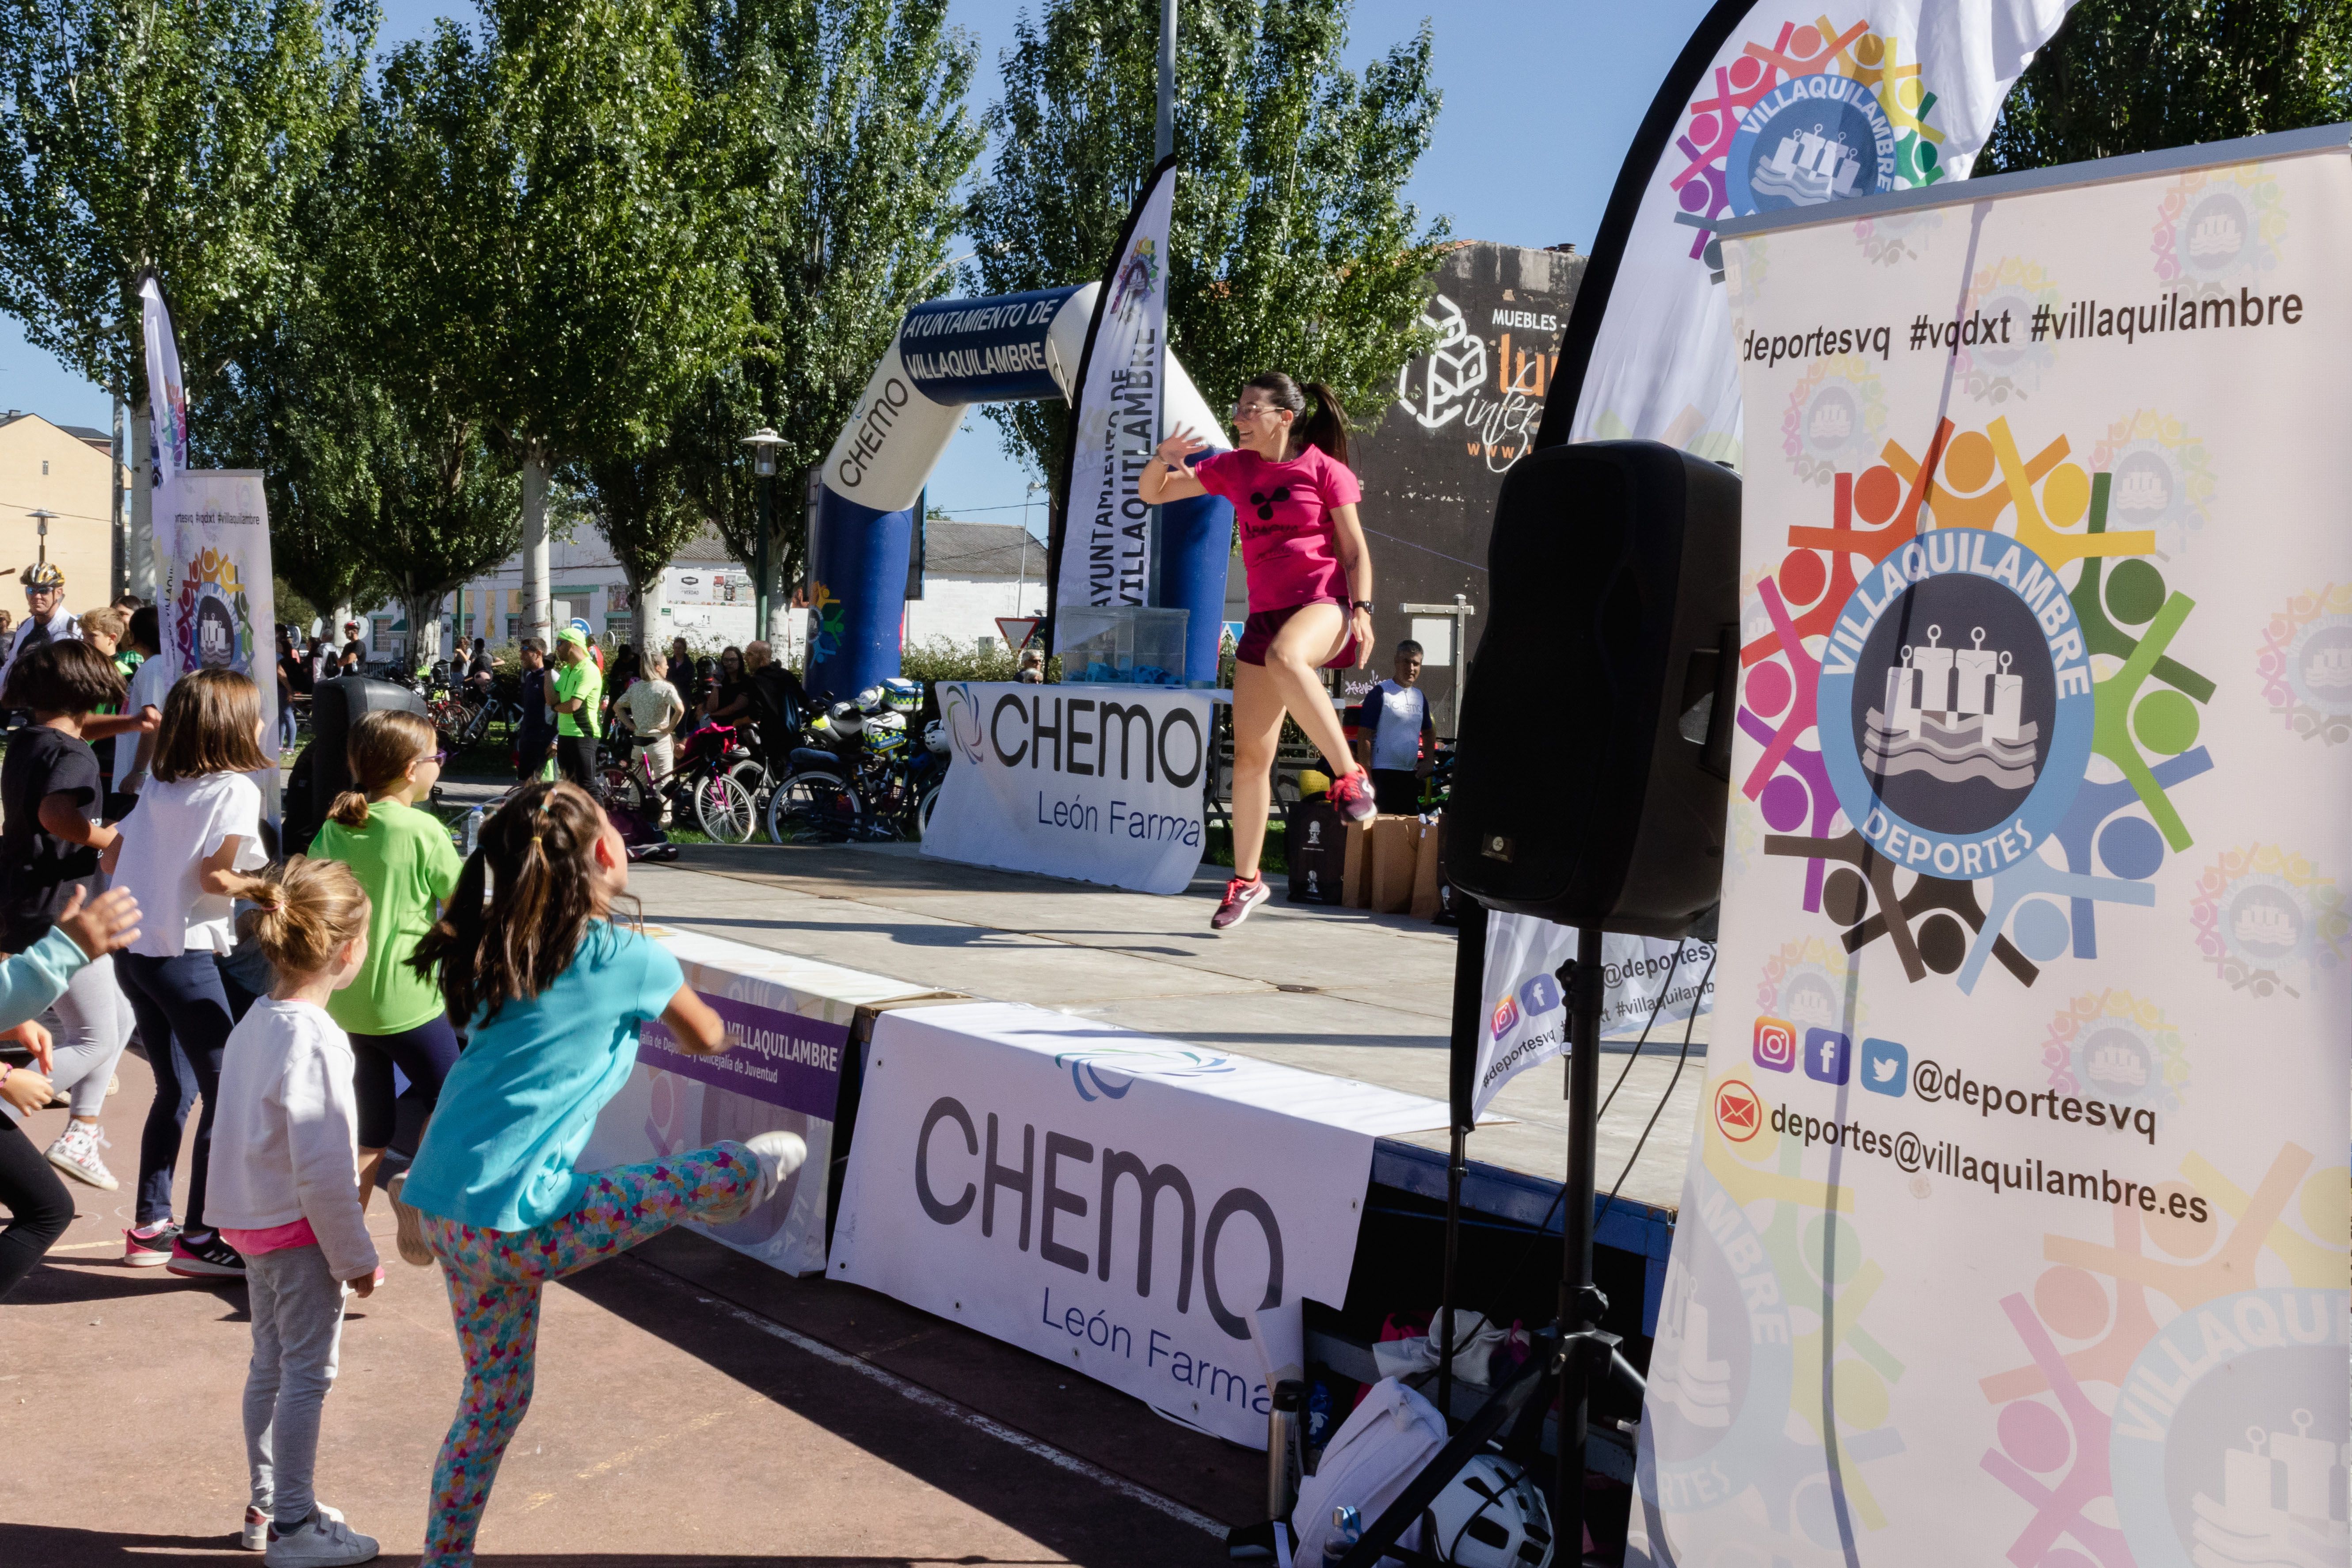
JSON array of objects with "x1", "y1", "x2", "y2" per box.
[
  {"x1": 123, "y1": 1220, "x2": 182, "y2": 1268},
  {"x1": 166, "y1": 1230, "x2": 246, "y2": 1279}
]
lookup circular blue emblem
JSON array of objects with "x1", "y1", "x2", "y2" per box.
[
  {"x1": 1726, "y1": 75, "x2": 1898, "y2": 217},
  {"x1": 1815, "y1": 533, "x2": 2094, "y2": 880}
]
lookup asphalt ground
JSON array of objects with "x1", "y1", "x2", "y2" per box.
[{"x1": 0, "y1": 1041, "x2": 1254, "y2": 1565}]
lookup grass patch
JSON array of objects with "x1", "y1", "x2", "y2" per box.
[{"x1": 1203, "y1": 818, "x2": 1287, "y2": 874}]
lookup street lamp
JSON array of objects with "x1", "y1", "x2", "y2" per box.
[
  {"x1": 27, "y1": 509, "x2": 55, "y2": 570},
  {"x1": 742, "y1": 427, "x2": 784, "y2": 648}
]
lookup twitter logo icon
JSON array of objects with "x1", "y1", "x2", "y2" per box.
[{"x1": 1861, "y1": 1038, "x2": 1908, "y2": 1097}]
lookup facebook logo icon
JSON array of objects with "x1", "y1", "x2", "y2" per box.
[{"x1": 1803, "y1": 1028, "x2": 1852, "y2": 1085}]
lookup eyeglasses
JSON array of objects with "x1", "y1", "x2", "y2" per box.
[{"x1": 431, "y1": 748, "x2": 450, "y2": 766}]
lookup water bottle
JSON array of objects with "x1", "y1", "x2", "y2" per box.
[
  {"x1": 1323, "y1": 1504, "x2": 1362, "y2": 1565},
  {"x1": 462, "y1": 805, "x2": 484, "y2": 858}
]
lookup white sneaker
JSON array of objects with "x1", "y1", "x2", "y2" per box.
[
  {"x1": 264, "y1": 1507, "x2": 375, "y2": 1566},
  {"x1": 382, "y1": 1172, "x2": 433, "y2": 1267},
  {"x1": 245, "y1": 1503, "x2": 340, "y2": 1552},
  {"x1": 744, "y1": 1130, "x2": 807, "y2": 1208},
  {"x1": 705, "y1": 1131, "x2": 807, "y2": 1223},
  {"x1": 46, "y1": 1123, "x2": 118, "y2": 1190}
]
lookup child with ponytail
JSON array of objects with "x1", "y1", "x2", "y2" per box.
[
  {"x1": 1142, "y1": 372, "x2": 1381, "y2": 930},
  {"x1": 393, "y1": 780, "x2": 804, "y2": 1566},
  {"x1": 309, "y1": 709, "x2": 461, "y2": 1246},
  {"x1": 205, "y1": 856, "x2": 381, "y2": 1564}
]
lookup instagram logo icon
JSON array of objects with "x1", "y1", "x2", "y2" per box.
[
  {"x1": 1753, "y1": 1016, "x2": 1798, "y2": 1073},
  {"x1": 1492, "y1": 995, "x2": 1521, "y2": 1038}
]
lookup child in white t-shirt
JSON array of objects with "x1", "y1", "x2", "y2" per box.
[
  {"x1": 207, "y1": 855, "x2": 381, "y2": 1563},
  {"x1": 103, "y1": 667, "x2": 275, "y2": 1279}
]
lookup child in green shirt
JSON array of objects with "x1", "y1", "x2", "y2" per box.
[
  {"x1": 552, "y1": 627, "x2": 603, "y2": 791},
  {"x1": 308, "y1": 708, "x2": 461, "y2": 1263}
]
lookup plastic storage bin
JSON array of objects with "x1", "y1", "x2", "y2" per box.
[{"x1": 1057, "y1": 606, "x2": 1188, "y2": 685}]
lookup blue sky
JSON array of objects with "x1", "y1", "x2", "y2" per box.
[{"x1": 0, "y1": 0, "x2": 1713, "y2": 520}]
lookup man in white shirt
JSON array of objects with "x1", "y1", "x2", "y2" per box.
[
  {"x1": 615, "y1": 665, "x2": 686, "y2": 823},
  {"x1": 1354, "y1": 639, "x2": 1437, "y2": 816},
  {"x1": 0, "y1": 561, "x2": 78, "y2": 706}
]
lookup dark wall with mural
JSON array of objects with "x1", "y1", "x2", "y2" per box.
[{"x1": 1232, "y1": 240, "x2": 1585, "y2": 730}]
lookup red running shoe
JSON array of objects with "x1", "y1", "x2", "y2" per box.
[
  {"x1": 1212, "y1": 873, "x2": 1272, "y2": 930},
  {"x1": 1328, "y1": 767, "x2": 1377, "y2": 823}
]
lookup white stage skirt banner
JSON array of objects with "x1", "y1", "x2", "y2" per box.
[
  {"x1": 1630, "y1": 134, "x2": 2352, "y2": 1567},
  {"x1": 580, "y1": 925, "x2": 935, "y2": 1277},
  {"x1": 923, "y1": 680, "x2": 1214, "y2": 895},
  {"x1": 830, "y1": 1001, "x2": 1454, "y2": 1446},
  {"x1": 1475, "y1": 912, "x2": 1716, "y2": 1120}
]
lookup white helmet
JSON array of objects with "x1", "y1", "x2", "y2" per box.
[
  {"x1": 1421, "y1": 1452, "x2": 1553, "y2": 1568},
  {"x1": 854, "y1": 683, "x2": 888, "y2": 715},
  {"x1": 922, "y1": 719, "x2": 949, "y2": 754}
]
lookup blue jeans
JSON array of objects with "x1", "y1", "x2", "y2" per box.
[
  {"x1": 121, "y1": 950, "x2": 239, "y2": 1233},
  {"x1": 278, "y1": 704, "x2": 298, "y2": 750}
]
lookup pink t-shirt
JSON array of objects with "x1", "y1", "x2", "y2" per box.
[{"x1": 1192, "y1": 446, "x2": 1362, "y2": 613}]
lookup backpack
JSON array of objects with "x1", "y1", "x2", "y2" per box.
[
  {"x1": 1287, "y1": 799, "x2": 1347, "y2": 905},
  {"x1": 1290, "y1": 1377, "x2": 1445, "y2": 1564}
]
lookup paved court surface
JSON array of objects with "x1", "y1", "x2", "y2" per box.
[
  {"x1": 1, "y1": 1046, "x2": 1254, "y2": 1565},
  {"x1": 619, "y1": 839, "x2": 1707, "y2": 1212}
]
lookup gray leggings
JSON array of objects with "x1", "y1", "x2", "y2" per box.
[
  {"x1": 48, "y1": 952, "x2": 134, "y2": 1119},
  {"x1": 244, "y1": 1243, "x2": 348, "y2": 1527}
]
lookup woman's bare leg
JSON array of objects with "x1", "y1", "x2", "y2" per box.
[
  {"x1": 1229, "y1": 661, "x2": 1286, "y2": 880},
  {"x1": 1262, "y1": 602, "x2": 1357, "y2": 775}
]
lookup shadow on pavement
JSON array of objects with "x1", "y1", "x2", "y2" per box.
[{"x1": 0, "y1": 1530, "x2": 1066, "y2": 1567}]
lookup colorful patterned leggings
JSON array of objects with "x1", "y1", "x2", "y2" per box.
[{"x1": 418, "y1": 1142, "x2": 755, "y2": 1567}]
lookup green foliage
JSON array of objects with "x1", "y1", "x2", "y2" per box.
[
  {"x1": 1982, "y1": 0, "x2": 2352, "y2": 171},
  {"x1": 0, "y1": 0, "x2": 374, "y2": 404},
  {"x1": 967, "y1": 0, "x2": 1447, "y2": 498},
  {"x1": 670, "y1": 0, "x2": 982, "y2": 613},
  {"x1": 898, "y1": 636, "x2": 1059, "y2": 685},
  {"x1": 583, "y1": 447, "x2": 702, "y2": 655}
]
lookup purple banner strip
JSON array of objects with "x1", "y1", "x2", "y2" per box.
[{"x1": 638, "y1": 993, "x2": 851, "y2": 1120}]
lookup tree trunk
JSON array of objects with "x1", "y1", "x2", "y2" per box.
[
  {"x1": 521, "y1": 448, "x2": 552, "y2": 648},
  {"x1": 129, "y1": 406, "x2": 156, "y2": 599},
  {"x1": 632, "y1": 563, "x2": 664, "y2": 663},
  {"x1": 401, "y1": 588, "x2": 445, "y2": 668}
]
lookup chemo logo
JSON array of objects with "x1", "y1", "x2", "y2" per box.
[
  {"x1": 1743, "y1": 414, "x2": 2213, "y2": 994},
  {"x1": 1108, "y1": 237, "x2": 1159, "y2": 320},
  {"x1": 1753, "y1": 1016, "x2": 1798, "y2": 1073},
  {"x1": 937, "y1": 682, "x2": 987, "y2": 766},
  {"x1": 2257, "y1": 584, "x2": 2352, "y2": 745},
  {"x1": 1670, "y1": 19, "x2": 1947, "y2": 280},
  {"x1": 1055, "y1": 1043, "x2": 1231, "y2": 1104}
]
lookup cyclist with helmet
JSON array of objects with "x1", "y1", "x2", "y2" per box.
[
  {"x1": 1141, "y1": 371, "x2": 1378, "y2": 931},
  {"x1": 1, "y1": 561, "x2": 78, "y2": 706}
]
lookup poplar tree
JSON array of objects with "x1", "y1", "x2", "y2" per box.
[{"x1": 967, "y1": 0, "x2": 1447, "y2": 502}]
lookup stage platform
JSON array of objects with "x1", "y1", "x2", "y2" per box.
[{"x1": 625, "y1": 842, "x2": 1709, "y2": 1233}]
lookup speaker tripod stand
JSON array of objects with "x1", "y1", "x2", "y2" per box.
[{"x1": 1334, "y1": 924, "x2": 1638, "y2": 1568}]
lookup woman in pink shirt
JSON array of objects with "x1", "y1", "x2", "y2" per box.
[{"x1": 1142, "y1": 372, "x2": 1378, "y2": 930}]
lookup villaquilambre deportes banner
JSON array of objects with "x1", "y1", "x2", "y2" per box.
[
  {"x1": 1629, "y1": 130, "x2": 2352, "y2": 1567},
  {"x1": 921, "y1": 680, "x2": 1214, "y2": 896}
]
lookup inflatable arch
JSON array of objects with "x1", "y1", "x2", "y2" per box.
[{"x1": 808, "y1": 284, "x2": 1236, "y2": 698}]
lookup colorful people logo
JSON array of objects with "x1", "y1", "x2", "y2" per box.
[
  {"x1": 173, "y1": 546, "x2": 254, "y2": 677},
  {"x1": 1740, "y1": 415, "x2": 2214, "y2": 992},
  {"x1": 1671, "y1": 19, "x2": 1948, "y2": 281},
  {"x1": 1109, "y1": 237, "x2": 1159, "y2": 320}
]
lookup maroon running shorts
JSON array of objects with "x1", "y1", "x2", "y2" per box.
[{"x1": 1236, "y1": 598, "x2": 1360, "y2": 668}]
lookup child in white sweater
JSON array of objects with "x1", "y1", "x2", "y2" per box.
[{"x1": 204, "y1": 857, "x2": 381, "y2": 1567}]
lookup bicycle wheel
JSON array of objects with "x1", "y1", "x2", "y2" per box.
[
  {"x1": 689, "y1": 769, "x2": 754, "y2": 842},
  {"x1": 915, "y1": 780, "x2": 942, "y2": 840},
  {"x1": 765, "y1": 769, "x2": 863, "y2": 844}
]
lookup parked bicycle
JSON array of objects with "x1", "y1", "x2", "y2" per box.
[{"x1": 764, "y1": 679, "x2": 944, "y2": 844}]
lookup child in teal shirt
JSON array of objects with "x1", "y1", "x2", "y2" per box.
[{"x1": 392, "y1": 781, "x2": 804, "y2": 1567}]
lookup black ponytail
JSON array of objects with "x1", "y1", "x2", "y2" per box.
[{"x1": 1243, "y1": 372, "x2": 1351, "y2": 468}]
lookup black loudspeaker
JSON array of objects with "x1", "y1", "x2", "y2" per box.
[
  {"x1": 284, "y1": 676, "x2": 430, "y2": 853},
  {"x1": 1443, "y1": 440, "x2": 1740, "y2": 939}
]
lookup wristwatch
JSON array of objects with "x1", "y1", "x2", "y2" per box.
[{"x1": 1351, "y1": 600, "x2": 1374, "y2": 613}]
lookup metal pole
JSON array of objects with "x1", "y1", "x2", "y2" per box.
[
  {"x1": 1438, "y1": 891, "x2": 1489, "y2": 1425},
  {"x1": 110, "y1": 396, "x2": 125, "y2": 601},
  {"x1": 1558, "y1": 925, "x2": 1607, "y2": 1558},
  {"x1": 755, "y1": 472, "x2": 773, "y2": 647},
  {"x1": 1155, "y1": 0, "x2": 1177, "y2": 163}
]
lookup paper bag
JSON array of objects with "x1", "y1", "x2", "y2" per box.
[{"x1": 1372, "y1": 815, "x2": 1422, "y2": 913}]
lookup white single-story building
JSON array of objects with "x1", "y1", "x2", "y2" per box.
[{"x1": 902, "y1": 518, "x2": 1049, "y2": 655}]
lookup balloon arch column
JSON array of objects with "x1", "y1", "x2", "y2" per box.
[{"x1": 805, "y1": 284, "x2": 1234, "y2": 698}]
